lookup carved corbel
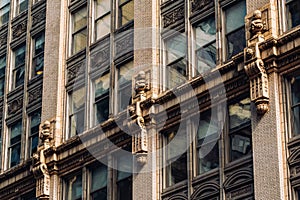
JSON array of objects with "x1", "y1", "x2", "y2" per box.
[
  {"x1": 129, "y1": 71, "x2": 150, "y2": 165},
  {"x1": 244, "y1": 10, "x2": 269, "y2": 115}
]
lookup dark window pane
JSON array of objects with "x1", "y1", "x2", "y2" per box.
[
  {"x1": 19, "y1": 0, "x2": 28, "y2": 13},
  {"x1": 91, "y1": 188, "x2": 107, "y2": 200},
  {"x1": 117, "y1": 154, "x2": 132, "y2": 200},
  {"x1": 167, "y1": 154, "x2": 187, "y2": 186},
  {"x1": 70, "y1": 109, "x2": 85, "y2": 136},
  {"x1": 166, "y1": 35, "x2": 186, "y2": 64},
  {"x1": 11, "y1": 121, "x2": 22, "y2": 141},
  {"x1": 0, "y1": 2, "x2": 10, "y2": 26},
  {"x1": 226, "y1": 27, "x2": 246, "y2": 59},
  {"x1": 66, "y1": 174, "x2": 82, "y2": 200},
  {"x1": 291, "y1": 76, "x2": 300, "y2": 105},
  {"x1": 196, "y1": 43, "x2": 216, "y2": 74},
  {"x1": 225, "y1": 1, "x2": 246, "y2": 33},
  {"x1": 95, "y1": 97, "x2": 109, "y2": 124},
  {"x1": 167, "y1": 59, "x2": 187, "y2": 89},
  {"x1": 0, "y1": 56, "x2": 6, "y2": 76},
  {"x1": 31, "y1": 134, "x2": 38, "y2": 155},
  {"x1": 229, "y1": 98, "x2": 251, "y2": 130},
  {"x1": 15, "y1": 45, "x2": 26, "y2": 67},
  {"x1": 10, "y1": 143, "x2": 21, "y2": 167},
  {"x1": 287, "y1": 0, "x2": 300, "y2": 29},
  {"x1": 230, "y1": 129, "x2": 252, "y2": 161},
  {"x1": 0, "y1": 77, "x2": 4, "y2": 96},
  {"x1": 14, "y1": 66, "x2": 25, "y2": 88},
  {"x1": 117, "y1": 177, "x2": 132, "y2": 200},
  {"x1": 198, "y1": 142, "x2": 219, "y2": 174}
]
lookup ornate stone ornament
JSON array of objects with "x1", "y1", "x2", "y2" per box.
[{"x1": 244, "y1": 10, "x2": 269, "y2": 115}]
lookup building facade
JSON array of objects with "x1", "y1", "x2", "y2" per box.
[{"x1": 0, "y1": 0, "x2": 299, "y2": 199}]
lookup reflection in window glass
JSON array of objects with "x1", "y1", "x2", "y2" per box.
[
  {"x1": 29, "y1": 110, "x2": 41, "y2": 156},
  {"x1": 0, "y1": 0, "x2": 10, "y2": 26},
  {"x1": 118, "y1": 0, "x2": 134, "y2": 27},
  {"x1": 17, "y1": 0, "x2": 28, "y2": 14},
  {"x1": 13, "y1": 44, "x2": 26, "y2": 88},
  {"x1": 229, "y1": 98, "x2": 252, "y2": 161},
  {"x1": 9, "y1": 120, "x2": 22, "y2": 167},
  {"x1": 69, "y1": 87, "x2": 85, "y2": 137},
  {"x1": 224, "y1": 0, "x2": 246, "y2": 59},
  {"x1": 117, "y1": 154, "x2": 132, "y2": 200},
  {"x1": 291, "y1": 75, "x2": 300, "y2": 136},
  {"x1": 118, "y1": 61, "x2": 133, "y2": 112},
  {"x1": 165, "y1": 130, "x2": 187, "y2": 187},
  {"x1": 165, "y1": 34, "x2": 187, "y2": 89},
  {"x1": 94, "y1": 73, "x2": 110, "y2": 124},
  {"x1": 32, "y1": 32, "x2": 45, "y2": 77},
  {"x1": 95, "y1": 0, "x2": 111, "y2": 40},
  {"x1": 197, "y1": 110, "x2": 219, "y2": 174},
  {"x1": 66, "y1": 174, "x2": 82, "y2": 200},
  {"x1": 91, "y1": 165, "x2": 107, "y2": 200},
  {"x1": 287, "y1": 0, "x2": 300, "y2": 29},
  {"x1": 72, "y1": 7, "x2": 87, "y2": 55},
  {"x1": 195, "y1": 16, "x2": 216, "y2": 75},
  {"x1": 0, "y1": 56, "x2": 6, "y2": 96}
]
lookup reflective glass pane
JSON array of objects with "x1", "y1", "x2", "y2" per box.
[
  {"x1": 117, "y1": 177, "x2": 132, "y2": 200},
  {"x1": 196, "y1": 43, "x2": 216, "y2": 74},
  {"x1": 95, "y1": 97, "x2": 109, "y2": 124},
  {"x1": 118, "y1": 61, "x2": 133, "y2": 85},
  {"x1": 14, "y1": 66, "x2": 25, "y2": 88},
  {"x1": 0, "y1": 77, "x2": 4, "y2": 96},
  {"x1": 119, "y1": 0, "x2": 134, "y2": 26},
  {"x1": 70, "y1": 109, "x2": 85, "y2": 136},
  {"x1": 167, "y1": 154, "x2": 187, "y2": 186},
  {"x1": 225, "y1": 0, "x2": 246, "y2": 33},
  {"x1": 10, "y1": 143, "x2": 21, "y2": 167},
  {"x1": 166, "y1": 35, "x2": 186, "y2": 64},
  {"x1": 291, "y1": 76, "x2": 300, "y2": 105},
  {"x1": 67, "y1": 174, "x2": 82, "y2": 200},
  {"x1": 31, "y1": 134, "x2": 38, "y2": 155},
  {"x1": 15, "y1": 45, "x2": 26, "y2": 67},
  {"x1": 167, "y1": 59, "x2": 186, "y2": 89},
  {"x1": 0, "y1": 3, "x2": 10, "y2": 26},
  {"x1": 72, "y1": 29, "x2": 87, "y2": 54},
  {"x1": 198, "y1": 111, "x2": 219, "y2": 140},
  {"x1": 195, "y1": 16, "x2": 216, "y2": 48},
  {"x1": 0, "y1": 56, "x2": 6, "y2": 77},
  {"x1": 11, "y1": 121, "x2": 22, "y2": 142},
  {"x1": 226, "y1": 27, "x2": 246, "y2": 59},
  {"x1": 96, "y1": 0, "x2": 110, "y2": 17},
  {"x1": 287, "y1": 0, "x2": 300, "y2": 29},
  {"x1": 70, "y1": 87, "x2": 85, "y2": 113},
  {"x1": 0, "y1": 0, "x2": 10, "y2": 7},
  {"x1": 91, "y1": 165, "x2": 107, "y2": 191},
  {"x1": 198, "y1": 142, "x2": 219, "y2": 174},
  {"x1": 73, "y1": 7, "x2": 87, "y2": 32},
  {"x1": 35, "y1": 33, "x2": 45, "y2": 55},
  {"x1": 31, "y1": 111, "x2": 41, "y2": 130},
  {"x1": 33, "y1": 53, "x2": 44, "y2": 75},
  {"x1": 91, "y1": 189, "x2": 107, "y2": 200},
  {"x1": 96, "y1": 14, "x2": 111, "y2": 40},
  {"x1": 19, "y1": 0, "x2": 28, "y2": 13},
  {"x1": 229, "y1": 98, "x2": 251, "y2": 130},
  {"x1": 95, "y1": 73, "x2": 110, "y2": 98},
  {"x1": 230, "y1": 129, "x2": 252, "y2": 161},
  {"x1": 117, "y1": 155, "x2": 132, "y2": 181}
]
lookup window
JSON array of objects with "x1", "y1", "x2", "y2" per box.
[
  {"x1": 117, "y1": 61, "x2": 133, "y2": 112},
  {"x1": 287, "y1": 74, "x2": 300, "y2": 136},
  {"x1": 0, "y1": 0, "x2": 9, "y2": 26},
  {"x1": 21, "y1": 190, "x2": 37, "y2": 200},
  {"x1": 16, "y1": 0, "x2": 28, "y2": 15},
  {"x1": 224, "y1": 0, "x2": 246, "y2": 59},
  {"x1": 116, "y1": 155, "x2": 132, "y2": 200},
  {"x1": 68, "y1": 87, "x2": 85, "y2": 137},
  {"x1": 118, "y1": 0, "x2": 134, "y2": 27},
  {"x1": 228, "y1": 97, "x2": 251, "y2": 161},
  {"x1": 90, "y1": 165, "x2": 108, "y2": 200},
  {"x1": 165, "y1": 34, "x2": 187, "y2": 89},
  {"x1": 66, "y1": 174, "x2": 82, "y2": 200},
  {"x1": 13, "y1": 44, "x2": 26, "y2": 89},
  {"x1": 94, "y1": 0, "x2": 111, "y2": 41},
  {"x1": 197, "y1": 110, "x2": 219, "y2": 174},
  {"x1": 0, "y1": 56, "x2": 6, "y2": 96},
  {"x1": 0, "y1": 129, "x2": 2, "y2": 170},
  {"x1": 165, "y1": 129, "x2": 187, "y2": 187},
  {"x1": 94, "y1": 73, "x2": 110, "y2": 125},
  {"x1": 286, "y1": 0, "x2": 300, "y2": 29},
  {"x1": 71, "y1": 7, "x2": 87, "y2": 55},
  {"x1": 32, "y1": 32, "x2": 45, "y2": 78},
  {"x1": 29, "y1": 110, "x2": 41, "y2": 156},
  {"x1": 8, "y1": 120, "x2": 22, "y2": 168},
  {"x1": 195, "y1": 16, "x2": 216, "y2": 75}
]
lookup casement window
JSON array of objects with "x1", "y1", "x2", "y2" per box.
[
  {"x1": 117, "y1": 61, "x2": 133, "y2": 112},
  {"x1": 28, "y1": 110, "x2": 40, "y2": 156},
  {"x1": 90, "y1": 165, "x2": 108, "y2": 200},
  {"x1": 32, "y1": 32, "x2": 45, "y2": 78},
  {"x1": 16, "y1": 0, "x2": 28, "y2": 15},
  {"x1": 0, "y1": 56, "x2": 6, "y2": 96},
  {"x1": 68, "y1": 87, "x2": 85, "y2": 137},
  {"x1": 0, "y1": 0, "x2": 10, "y2": 26},
  {"x1": 164, "y1": 129, "x2": 187, "y2": 187},
  {"x1": 13, "y1": 44, "x2": 26, "y2": 89},
  {"x1": 224, "y1": 0, "x2": 246, "y2": 60},
  {"x1": 8, "y1": 120, "x2": 22, "y2": 168},
  {"x1": 116, "y1": 155, "x2": 132, "y2": 200},
  {"x1": 94, "y1": 0, "x2": 111, "y2": 41},
  {"x1": 66, "y1": 173, "x2": 82, "y2": 200},
  {"x1": 286, "y1": 0, "x2": 300, "y2": 29},
  {"x1": 165, "y1": 34, "x2": 187, "y2": 89},
  {"x1": 118, "y1": 0, "x2": 134, "y2": 27},
  {"x1": 197, "y1": 110, "x2": 219, "y2": 174},
  {"x1": 194, "y1": 16, "x2": 216, "y2": 75},
  {"x1": 94, "y1": 73, "x2": 110, "y2": 125},
  {"x1": 228, "y1": 97, "x2": 252, "y2": 161},
  {"x1": 71, "y1": 7, "x2": 87, "y2": 55}
]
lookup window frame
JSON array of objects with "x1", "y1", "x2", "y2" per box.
[
  {"x1": 94, "y1": 0, "x2": 111, "y2": 41},
  {"x1": 28, "y1": 109, "x2": 41, "y2": 157},
  {"x1": 0, "y1": 55, "x2": 6, "y2": 96},
  {"x1": 117, "y1": 0, "x2": 134, "y2": 28},
  {"x1": 12, "y1": 43, "x2": 26, "y2": 89},
  {"x1": 8, "y1": 120, "x2": 22, "y2": 168},
  {"x1": 0, "y1": 0, "x2": 10, "y2": 26},
  {"x1": 15, "y1": 0, "x2": 28, "y2": 16},
  {"x1": 89, "y1": 164, "x2": 108, "y2": 200},
  {"x1": 285, "y1": 0, "x2": 300, "y2": 30},
  {"x1": 64, "y1": 173, "x2": 83, "y2": 200},
  {"x1": 31, "y1": 32, "x2": 45, "y2": 78}
]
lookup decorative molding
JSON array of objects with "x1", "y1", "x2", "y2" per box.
[
  {"x1": 28, "y1": 84, "x2": 43, "y2": 104},
  {"x1": 191, "y1": 182, "x2": 219, "y2": 200},
  {"x1": 0, "y1": 176, "x2": 35, "y2": 199},
  {"x1": 91, "y1": 47, "x2": 110, "y2": 68},
  {"x1": 32, "y1": 9, "x2": 46, "y2": 27},
  {"x1": 162, "y1": 6, "x2": 184, "y2": 28},
  {"x1": 12, "y1": 21, "x2": 27, "y2": 39},
  {"x1": 223, "y1": 170, "x2": 253, "y2": 190},
  {"x1": 191, "y1": 0, "x2": 214, "y2": 13},
  {"x1": 8, "y1": 97, "x2": 23, "y2": 115},
  {"x1": 115, "y1": 33, "x2": 133, "y2": 57},
  {"x1": 0, "y1": 33, "x2": 7, "y2": 48}
]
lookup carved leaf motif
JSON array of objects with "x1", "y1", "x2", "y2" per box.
[
  {"x1": 8, "y1": 98, "x2": 23, "y2": 115},
  {"x1": 91, "y1": 48, "x2": 110, "y2": 68},
  {"x1": 162, "y1": 6, "x2": 185, "y2": 28},
  {"x1": 12, "y1": 21, "x2": 27, "y2": 39},
  {"x1": 116, "y1": 34, "x2": 133, "y2": 56},
  {"x1": 32, "y1": 11, "x2": 46, "y2": 27},
  {"x1": 191, "y1": 0, "x2": 214, "y2": 13},
  {"x1": 28, "y1": 85, "x2": 43, "y2": 103}
]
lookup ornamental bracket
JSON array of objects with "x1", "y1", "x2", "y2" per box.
[{"x1": 244, "y1": 10, "x2": 269, "y2": 115}]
